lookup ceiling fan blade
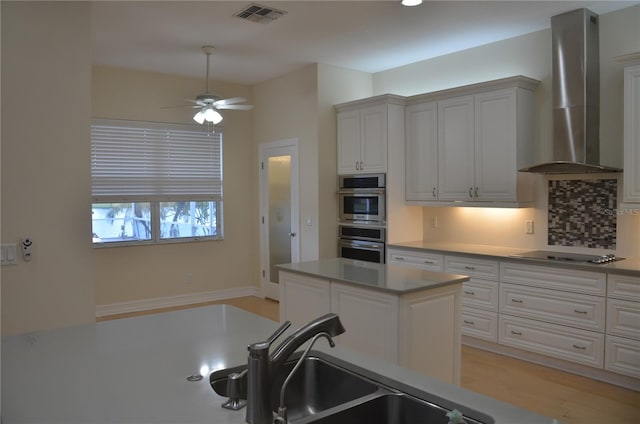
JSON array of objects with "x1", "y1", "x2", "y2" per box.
[
  {"x1": 216, "y1": 104, "x2": 254, "y2": 110},
  {"x1": 215, "y1": 97, "x2": 247, "y2": 106},
  {"x1": 161, "y1": 104, "x2": 199, "y2": 109}
]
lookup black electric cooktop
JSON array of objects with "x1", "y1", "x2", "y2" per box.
[{"x1": 510, "y1": 250, "x2": 624, "y2": 265}]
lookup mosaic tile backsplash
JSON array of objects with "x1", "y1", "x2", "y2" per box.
[{"x1": 548, "y1": 179, "x2": 617, "y2": 249}]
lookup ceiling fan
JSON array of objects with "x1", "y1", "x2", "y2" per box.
[{"x1": 169, "y1": 46, "x2": 253, "y2": 126}]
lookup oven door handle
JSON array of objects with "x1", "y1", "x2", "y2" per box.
[
  {"x1": 338, "y1": 188, "x2": 385, "y2": 195},
  {"x1": 339, "y1": 240, "x2": 383, "y2": 249}
]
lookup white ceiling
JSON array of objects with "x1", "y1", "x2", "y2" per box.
[{"x1": 92, "y1": 0, "x2": 639, "y2": 86}]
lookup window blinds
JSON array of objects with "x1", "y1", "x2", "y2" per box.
[{"x1": 91, "y1": 120, "x2": 222, "y2": 202}]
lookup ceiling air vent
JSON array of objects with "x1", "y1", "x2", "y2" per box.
[{"x1": 234, "y1": 3, "x2": 287, "y2": 24}]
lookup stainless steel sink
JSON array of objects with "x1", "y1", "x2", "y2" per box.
[
  {"x1": 210, "y1": 351, "x2": 492, "y2": 424},
  {"x1": 210, "y1": 354, "x2": 379, "y2": 421},
  {"x1": 304, "y1": 393, "x2": 484, "y2": 424}
]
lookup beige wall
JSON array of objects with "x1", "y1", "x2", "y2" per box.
[
  {"x1": 1, "y1": 2, "x2": 95, "y2": 334},
  {"x1": 252, "y1": 65, "x2": 320, "y2": 262},
  {"x1": 316, "y1": 64, "x2": 373, "y2": 257},
  {"x1": 92, "y1": 67, "x2": 257, "y2": 306},
  {"x1": 373, "y1": 5, "x2": 640, "y2": 259}
]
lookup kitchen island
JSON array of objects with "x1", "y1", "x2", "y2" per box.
[
  {"x1": 277, "y1": 258, "x2": 469, "y2": 385},
  {"x1": 1, "y1": 304, "x2": 557, "y2": 424}
]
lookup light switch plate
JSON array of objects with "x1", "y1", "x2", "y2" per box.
[{"x1": 1, "y1": 243, "x2": 18, "y2": 265}]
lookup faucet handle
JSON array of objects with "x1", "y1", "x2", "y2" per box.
[{"x1": 248, "y1": 321, "x2": 291, "y2": 356}]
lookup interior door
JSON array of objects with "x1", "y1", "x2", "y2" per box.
[{"x1": 259, "y1": 139, "x2": 300, "y2": 300}]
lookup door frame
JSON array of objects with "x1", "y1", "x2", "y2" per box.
[{"x1": 259, "y1": 138, "x2": 300, "y2": 300}]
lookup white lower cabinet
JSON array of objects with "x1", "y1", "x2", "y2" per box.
[
  {"x1": 279, "y1": 271, "x2": 331, "y2": 328},
  {"x1": 605, "y1": 335, "x2": 640, "y2": 378},
  {"x1": 387, "y1": 248, "x2": 444, "y2": 271},
  {"x1": 462, "y1": 307, "x2": 498, "y2": 342},
  {"x1": 500, "y1": 283, "x2": 606, "y2": 332},
  {"x1": 279, "y1": 268, "x2": 462, "y2": 385},
  {"x1": 330, "y1": 282, "x2": 399, "y2": 363},
  {"x1": 499, "y1": 315, "x2": 605, "y2": 367},
  {"x1": 499, "y1": 262, "x2": 606, "y2": 368},
  {"x1": 605, "y1": 273, "x2": 640, "y2": 378},
  {"x1": 445, "y1": 255, "x2": 500, "y2": 342}
]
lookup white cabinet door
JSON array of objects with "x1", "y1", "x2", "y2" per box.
[
  {"x1": 438, "y1": 96, "x2": 475, "y2": 201},
  {"x1": 360, "y1": 104, "x2": 387, "y2": 173},
  {"x1": 623, "y1": 63, "x2": 640, "y2": 203},
  {"x1": 399, "y1": 284, "x2": 462, "y2": 385},
  {"x1": 474, "y1": 89, "x2": 518, "y2": 201},
  {"x1": 606, "y1": 298, "x2": 640, "y2": 339},
  {"x1": 499, "y1": 315, "x2": 604, "y2": 368},
  {"x1": 500, "y1": 283, "x2": 606, "y2": 332},
  {"x1": 330, "y1": 282, "x2": 399, "y2": 363},
  {"x1": 462, "y1": 307, "x2": 498, "y2": 342},
  {"x1": 337, "y1": 109, "x2": 361, "y2": 174},
  {"x1": 405, "y1": 102, "x2": 439, "y2": 201},
  {"x1": 279, "y1": 271, "x2": 331, "y2": 328},
  {"x1": 605, "y1": 335, "x2": 640, "y2": 378},
  {"x1": 337, "y1": 104, "x2": 387, "y2": 174},
  {"x1": 387, "y1": 248, "x2": 444, "y2": 271}
]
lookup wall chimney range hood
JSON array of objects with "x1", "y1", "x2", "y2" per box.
[{"x1": 519, "y1": 8, "x2": 622, "y2": 174}]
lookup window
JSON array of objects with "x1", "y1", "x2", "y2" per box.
[{"x1": 91, "y1": 119, "x2": 223, "y2": 246}]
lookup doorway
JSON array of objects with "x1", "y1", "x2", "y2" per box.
[{"x1": 259, "y1": 139, "x2": 300, "y2": 300}]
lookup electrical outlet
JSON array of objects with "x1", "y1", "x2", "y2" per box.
[
  {"x1": 186, "y1": 273, "x2": 193, "y2": 284},
  {"x1": 432, "y1": 216, "x2": 438, "y2": 228},
  {"x1": 525, "y1": 220, "x2": 534, "y2": 234}
]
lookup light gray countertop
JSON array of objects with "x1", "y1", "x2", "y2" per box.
[
  {"x1": 1, "y1": 305, "x2": 557, "y2": 424},
  {"x1": 277, "y1": 257, "x2": 469, "y2": 294},
  {"x1": 389, "y1": 241, "x2": 640, "y2": 276}
]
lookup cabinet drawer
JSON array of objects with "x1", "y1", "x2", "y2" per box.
[
  {"x1": 500, "y1": 283, "x2": 605, "y2": 332},
  {"x1": 445, "y1": 256, "x2": 499, "y2": 281},
  {"x1": 388, "y1": 249, "x2": 444, "y2": 272},
  {"x1": 501, "y1": 262, "x2": 606, "y2": 296},
  {"x1": 499, "y1": 315, "x2": 604, "y2": 367},
  {"x1": 462, "y1": 307, "x2": 498, "y2": 342},
  {"x1": 607, "y1": 274, "x2": 640, "y2": 302},
  {"x1": 605, "y1": 335, "x2": 640, "y2": 378},
  {"x1": 462, "y1": 280, "x2": 498, "y2": 311},
  {"x1": 607, "y1": 298, "x2": 640, "y2": 339}
]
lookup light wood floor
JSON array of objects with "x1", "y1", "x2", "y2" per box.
[{"x1": 99, "y1": 296, "x2": 639, "y2": 424}]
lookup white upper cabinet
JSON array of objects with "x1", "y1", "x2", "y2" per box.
[
  {"x1": 622, "y1": 60, "x2": 640, "y2": 203},
  {"x1": 405, "y1": 102, "x2": 439, "y2": 201},
  {"x1": 438, "y1": 95, "x2": 476, "y2": 201},
  {"x1": 404, "y1": 76, "x2": 539, "y2": 207},
  {"x1": 336, "y1": 95, "x2": 405, "y2": 175}
]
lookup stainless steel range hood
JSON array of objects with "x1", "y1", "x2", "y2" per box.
[{"x1": 519, "y1": 9, "x2": 622, "y2": 174}]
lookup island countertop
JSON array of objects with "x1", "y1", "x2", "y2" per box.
[
  {"x1": 277, "y1": 257, "x2": 469, "y2": 294},
  {"x1": 1, "y1": 304, "x2": 557, "y2": 424}
]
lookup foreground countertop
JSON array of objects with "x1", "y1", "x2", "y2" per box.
[
  {"x1": 389, "y1": 241, "x2": 640, "y2": 276},
  {"x1": 2, "y1": 305, "x2": 557, "y2": 424},
  {"x1": 277, "y1": 257, "x2": 469, "y2": 294}
]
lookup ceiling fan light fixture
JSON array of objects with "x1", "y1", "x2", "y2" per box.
[
  {"x1": 204, "y1": 106, "x2": 223, "y2": 124},
  {"x1": 401, "y1": 0, "x2": 422, "y2": 6},
  {"x1": 193, "y1": 109, "x2": 206, "y2": 124}
]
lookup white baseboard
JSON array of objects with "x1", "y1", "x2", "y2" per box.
[{"x1": 96, "y1": 286, "x2": 261, "y2": 317}]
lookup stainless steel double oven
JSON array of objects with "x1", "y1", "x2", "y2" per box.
[{"x1": 338, "y1": 173, "x2": 386, "y2": 263}]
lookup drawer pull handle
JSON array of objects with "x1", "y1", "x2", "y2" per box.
[
  {"x1": 574, "y1": 309, "x2": 588, "y2": 314},
  {"x1": 573, "y1": 345, "x2": 586, "y2": 350},
  {"x1": 464, "y1": 290, "x2": 475, "y2": 296},
  {"x1": 510, "y1": 330, "x2": 522, "y2": 336},
  {"x1": 423, "y1": 260, "x2": 434, "y2": 264},
  {"x1": 511, "y1": 299, "x2": 524, "y2": 304},
  {"x1": 396, "y1": 257, "x2": 404, "y2": 261},
  {"x1": 463, "y1": 320, "x2": 475, "y2": 325},
  {"x1": 464, "y1": 266, "x2": 476, "y2": 270}
]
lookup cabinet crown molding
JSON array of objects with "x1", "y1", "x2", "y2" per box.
[
  {"x1": 335, "y1": 94, "x2": 406, "y2": 111},
  {"x1": 406, "y1": 75, "x2": 540, "y2": 105}
]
